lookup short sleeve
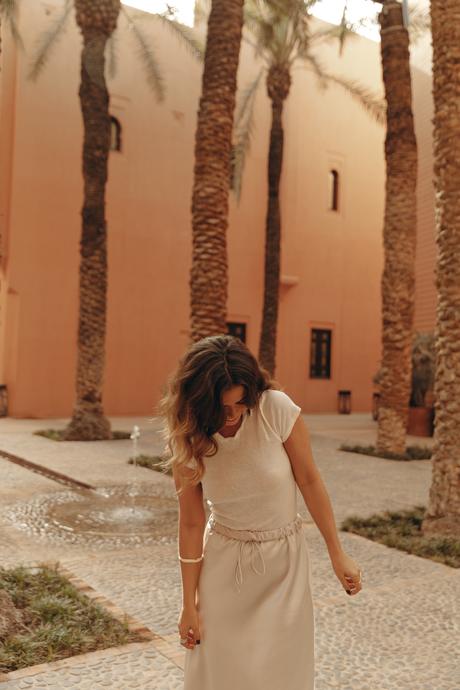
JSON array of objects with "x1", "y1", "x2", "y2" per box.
[{"x1": 259, "y1": 389, "x2": 301, "y2": 442}]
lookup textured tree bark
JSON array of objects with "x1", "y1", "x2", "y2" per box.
[
  {"x1": 376, "y1": 0, "x2": 417, "y2": 455},
  {"x1": 190, "y1": 0, "x2": 244, "y2": 342},
  {"x1": 422, "y1": 0, "x2": 460, "y2": 537},
  {"x1": 63, "y1": 0, "x2": 120, "y2": 440},
  {"x1": 258, "y1": 64, "x2": 291, "y2": 376}
]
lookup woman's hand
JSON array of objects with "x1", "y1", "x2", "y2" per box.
[
  {"x1": 178, "y1": 604, "x2": 201, "y2": 649},
  {"x1": 330, "y1": 550, "x2": 363, "y2": 596}
]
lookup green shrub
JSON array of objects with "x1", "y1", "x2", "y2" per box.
[
  {"x1": 34, "y1": 429, "x2": 131, "y2": 441},
  {"x1": 339, "y1": 443, "x2": 431, "y2": 461},
  {"x1": 128, "y1": 455, "x2": 172, "y2": 475},
  {"x1": 0, "y1": 565, "x2": 140, "y2": 673},
  {"x1": 341, "y1": 506, "x2": 459, "y2": 568}
]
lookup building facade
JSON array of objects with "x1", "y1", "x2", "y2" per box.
[{"x1": 0, "y1": 1, "x2": 403, "y2": 418}]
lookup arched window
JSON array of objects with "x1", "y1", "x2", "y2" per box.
[
  {"x1": 110, "y1": 116, "x2": 122, "y2": 152},
  {"x1": 329, "y1": 169, "x2": 339, "y2": 211}
]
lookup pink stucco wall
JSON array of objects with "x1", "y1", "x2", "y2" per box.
[{"x1": 0, "y1": 1, "x2": 386, "y2": 417}]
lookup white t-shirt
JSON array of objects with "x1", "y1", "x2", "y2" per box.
[{"x1": 184, "y1": 389, "x2": 302, "y2": 530}]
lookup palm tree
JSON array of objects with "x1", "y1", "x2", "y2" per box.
[
  {"x1": 318, "y1": 0, "x2": 426, "y2": 452},
  {"x1": 30, "y1": 3, "x2": 200, "y2": 439},
  {"x1": 422, "y1": 0, "x2": 460, "y2": 537},
  {"x1": 1, "y1": 0, "x2": 21, "y2": 278},
  {"x1": 190, "y1": 0, "x2": 245, "y2": 342},
  {"x1": 371, "y1": 0, "x2": 418, "y2": 455},
  {"x1": 228, "y1": 0, "x2": 385, "y2": 375},
  {"x1": 58, "y1": 0, "x2": 122, "y2": 440}
]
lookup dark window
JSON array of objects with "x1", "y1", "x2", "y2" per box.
[
  {"x1": 310, "y1": 329, "x2": 332, "y2": 379},
  {"x1": 329, "y1": 169, "x2": 339, "y2": 211},
  {"x1": 110, "y1": 116, "x2": 122, "y2": 152},
  {"x1": 227, "y1": 322, "x2": 247, "y2": 343}
]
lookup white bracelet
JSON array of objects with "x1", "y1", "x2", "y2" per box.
[{"x1": 178, "y1": 552, "x2": 204, "y2": 563}]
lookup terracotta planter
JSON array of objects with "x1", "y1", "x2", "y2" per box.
[{"x1": 407, "y1": 406, "x2": 434, "y2": 437}]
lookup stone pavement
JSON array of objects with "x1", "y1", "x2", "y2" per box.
[{"x1": 0, "y1": 414, "x2": 457, "y2": 690}]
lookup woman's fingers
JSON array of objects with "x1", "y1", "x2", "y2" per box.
[
  {"x1": 188, "y1": 625, "x2": 201, "y2": 645},
  {"x1": 344, "y1": 570, "x2": 362, "y2": 595},
  {"x1": 178, "y1": 625, "x2": 201, "y2": 649}
]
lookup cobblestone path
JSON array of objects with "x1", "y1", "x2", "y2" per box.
[{"x1": 0, "y1": 415, "x2": 457, "y2": 690}]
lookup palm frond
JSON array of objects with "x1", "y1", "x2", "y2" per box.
[
  {"x1": 106, "y1": 32, "x2": 118, "y2": 80},
  {"x1": 153, "y1": 12, "x2": 205, "y2": 61},
  {"x1": 242, "y1": 33, "x2": 268, "y2": 64},
  {"x1": 336, "y1": 3, "x2": 352, "y2": 56},
  {"x1": 329, "y1": 73, "x2": 386, "y2": 124},
  {"x1": 194, "y1": 0, "x2": 211, "y2": 27},
  {"x1": 309, "y1": 22, "x2": 362, "y2": 54},
  {"x1": 231, "y1": 70, "x2": 264, "y2": 201},
  {"x1": 28, "y1": 0, "x2": 73, "y2": 81},
  {"x1": 407, "y1": 5, "x2": 431, "y2": 44},
  {"x1": 262, "y1": 0, "x2": 317, "y2": 16},
  {"x1": 307, "y1": 1, "x2": 368, "y2": 53},
  {"x1": 121, "y1": 5, "x2": 165, "y2": 102},
  {"x1": 245, "y1": 0, "x2": 294, "y2": 62},
  {"x1": 243, "y1": 6, "x2": 275, "y2": 58},
  {"x1": 272, "y1": 13, "x2": 293, "y2": 63},
  {"x1": 0, "y1": 0, "x2": 23, "y2": 48},
  {"x1": 303, "y1": 53, "x2": 386, "y2": 125},
  {"x1": 234, "y1": 68, "x2": 264, "y2": 129}
]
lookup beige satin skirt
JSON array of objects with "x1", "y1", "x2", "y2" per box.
[{"x1": 183, "y1": 513, "x2": 315, "y2": 689}]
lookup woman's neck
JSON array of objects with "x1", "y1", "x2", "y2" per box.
[{"x1": 218, "y1": 412, "x2": 244, "y2": 438}]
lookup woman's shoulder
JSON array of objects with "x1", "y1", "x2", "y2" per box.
[
  {"x1": 259, "y1": 388, "x2": 293, "y2": 404},
  {"x1": 257, "y1": 388, "x2": 301, "y2": 442},
  {"x1": 259, "y1": 387, "x2": 300, "y2": 411}
]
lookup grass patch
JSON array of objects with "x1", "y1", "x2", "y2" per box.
[
  {"x1": 339, "y1": 443, "x2": 432, "y2": 461},
  {"x1": 128, "y1": 454, "x2": 171, "y2": 475},
  {"x1": 0, "y1": 564, "x2": 142, "y2": 673},
  {"x1": 34, "y1": 430, "x2": 131, "y2": 441},
  {"x1": 341, "y1": 506, "x2": 459, "y2": 568}
]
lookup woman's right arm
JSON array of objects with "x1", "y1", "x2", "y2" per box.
[{"x1": 173, "y1": 465, "x2": 207, "y2": 649}]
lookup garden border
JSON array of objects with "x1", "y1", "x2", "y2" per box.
[
  {"x1": 0, "y1": 562, "x2": 179, "y2": 684},
  {"x1": 0, "y1": 450, "x2": 95, "y2": 490}
]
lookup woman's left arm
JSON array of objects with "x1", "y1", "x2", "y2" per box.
[{"x1": 283, "y1": 415, "x2": 363, "y2": 596}]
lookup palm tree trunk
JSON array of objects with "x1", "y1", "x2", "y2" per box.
[
  {"x1": 258, "y1": 64, "x2": 290, "y2": 376},
  {"x1": 376, "y1": 0, "x2": 417, "y2": 455},
  {"x1": 422, "y1": 0, "x2": 460, "y2": 537},
  {"x1": 190, "y1": 0, "x2": 244, "y2": 342},
  {"x1": 64, "y1": 1, "x2": 120, "y2": 440}
]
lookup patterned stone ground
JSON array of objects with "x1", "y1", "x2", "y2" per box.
[
  {"x1": 1, "y1": 644, "x2": 183, "y2": 690},
  {"x1": 0, "y1": 414, "x2": 458, "y2": 689}
]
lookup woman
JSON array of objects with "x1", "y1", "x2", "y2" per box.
[{"x1": 160, "y1": 334, "x2": 362, "y2": 690}]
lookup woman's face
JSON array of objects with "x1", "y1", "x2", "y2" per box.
[{"x1": 220, "y1": 385, "x2": 248, "y2": 428}]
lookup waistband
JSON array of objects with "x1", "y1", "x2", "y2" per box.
[
  {"x1": 207, "y1": 513, "x2": 304, "y2": 593},
  {"x1": 208, "y1": 513, "x2": 304, "y2": 542}
]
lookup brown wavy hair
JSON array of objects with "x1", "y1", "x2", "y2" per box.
[{"x1": 158, "y1": 334, "x2": 278, "y2": 493}]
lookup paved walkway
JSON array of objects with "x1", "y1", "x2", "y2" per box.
[{"x1": 0, "y1": 414, "x2": 457, "y2": 690}]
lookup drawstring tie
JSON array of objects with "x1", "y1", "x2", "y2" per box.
[
  {"x1": 207, "y1": 513, "x2": 304, "y2": 594},
  {"x1": 235, "y1": 540, "x2": 266, "y2": 590}
]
